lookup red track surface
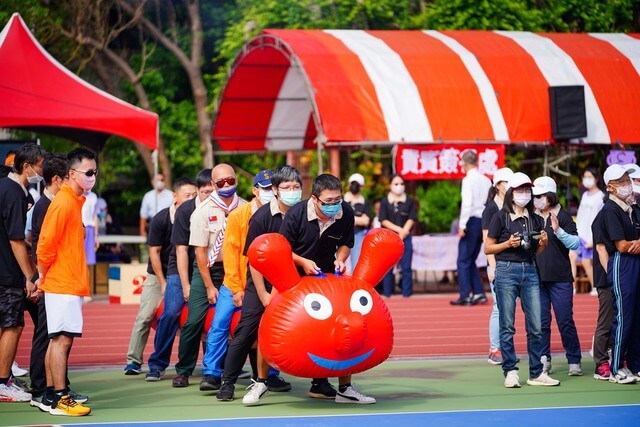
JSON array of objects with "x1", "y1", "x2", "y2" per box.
[{"x1": 15, "y1": 293, "x2": 599, "y2": 368}]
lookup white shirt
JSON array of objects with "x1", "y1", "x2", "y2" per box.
[
  {"x1": 139, "y1": 188, "x2": 174, "y2": 220},
  {"x1": 576, "y1": 189, "x2": 604, "y2": 244},
  {"x1": 81, "y1": 191, "x2": 98, "y2": 227},
  {"x1": 459, "y1": 167, "x2": 492, "y2": 231}
]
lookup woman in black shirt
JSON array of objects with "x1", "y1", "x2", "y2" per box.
[{"x1": 485, "y1": 172, "x2": 558, "y2": 388}]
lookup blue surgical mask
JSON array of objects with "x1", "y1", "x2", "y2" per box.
[
  {"x1": 217, "y1": 185, "x2": 237, "y2": 198},
  {"x1": 279, "y1": 189, "x2": 302, "y2": 207},
  {"x1": 258, "y1": 189, "x2": 274, "y2": 205},
  {"x1": 320, "y1": 203, "x2": 341, "y2": 217}
]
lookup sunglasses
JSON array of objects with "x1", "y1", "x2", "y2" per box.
[
  {"x1": 214, "y1": 177, "x2": 236, "y2": 188},
  {"x1": 72, "y1": 168, "x2": 98, "y2": 177}
]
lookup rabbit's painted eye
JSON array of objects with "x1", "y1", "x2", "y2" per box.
[
  {"x1": 303, "y1": 293, "x2": 333, "y2": 320},
  {"x1": 350, "y1": 290, "x2": 373, "y2": 315}
]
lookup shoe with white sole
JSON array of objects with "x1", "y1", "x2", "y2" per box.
[
  {"x1": 609, "y1": 367, "x2": 637, "y2": 384},
  {"x1": 504, "y1": 370, "x2": 520, "y2": 388},
  {"x1": 335, "y1": 385, "x2": 376, "y2": 404},
  {"x1": 11, "y1": 362, "x2": 28, "y2": 377},
  {"x1": 0, "y1": 380, "x2": 31, "y2": 402},
  {"x1": 568, "y1": 363, "x2": 583, "y2": 376},
  {"x1": 527, "y1": 372, "x2": 560, "y2": 386},
  {"x1": 242, "y1": 381, "x2": 269, "y2": 406}
]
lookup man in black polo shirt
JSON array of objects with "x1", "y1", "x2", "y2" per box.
[
  {"x1": 279, "y1": 174, "x2": 374, "y2": 404},
  {"x1": 0, "y1": 143, "x2": 47, "y2": 402},
  {"x1": 598, "y1": 164, "x2": 640, "y2": 384}
]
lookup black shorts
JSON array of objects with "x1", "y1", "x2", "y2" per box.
[{"x1": 0, "y1": 285, "x2": 25, "y2": 328}]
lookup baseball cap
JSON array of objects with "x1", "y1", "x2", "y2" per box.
[
  {"x1": 253, "y1": 169, "x2": 272, "y2": 188},
  {"x1": 492, "y1": 167, "x2": 514, "y2": 186},
  {"x1": 348, "y1": 173, "x2": 365, "y2": 186},
  {"x1": 603, "y1": 164, "x2": 634, "y2": 185},
  {"x1": 623, "y1": 164, "x2": 640, "y2": 179},
  {"x1": 507, "y1": 172, "x2": 532, "y2": 189},
  {"x1": 532, "y1": 176, "x2": 557, "y2": 196}
]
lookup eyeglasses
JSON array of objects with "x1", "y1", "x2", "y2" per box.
[
  {"x1": 278, "y1": 185, "x2": 302, "y2": 191},
  {"x1": 316, "y1": 197, "x2": 342, "y2": 206},
  {"x1": 72, "y1": 168, "x2": 98, "y2": 177},
  {"x1": 214, "y1": 177, "x2": 236, "y2": 188}
]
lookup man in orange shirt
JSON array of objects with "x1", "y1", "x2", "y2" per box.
[{"x1": 36, "y1": 148, "x2": 96, "y2": 417}]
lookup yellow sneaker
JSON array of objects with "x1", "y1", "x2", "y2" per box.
[{"x1": 50, "y1": 395, "x2": 91, "y2": 416}]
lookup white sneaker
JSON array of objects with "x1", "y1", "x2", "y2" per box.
[
  {"x1": 0, "y1": 381, "x2": 32, "y2": 402},
  {"x1": 504, "y1": 370, "x2": 520, "y2": 388},
  {"x1": 527, "y1": 372, "x2": 560, "y2": 386},
  {"x1": 568, "y1": 363, "x2": 583, "y2": 376},
  {"x1": 11, "y1": 362, "x2": 28, "y2": 377},
  {"x1": 609, "y1": 367, "x2": 638, "y2": 384},
  {"x1": 541, "y1": 355, "x2": 553, "y2": 374},
  {"x1": 335, "y1": 385, "x2": 376, "y2": 404},
  {"x1": 589, "y1": 287, "x2": 598, "y2": 296},
  {"x1": 242, "y1": 381, "x2": 269, "y2": 406}
]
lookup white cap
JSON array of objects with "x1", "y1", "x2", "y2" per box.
[
  {"x1": 532, "y1": 176, "x2": 557, "y2": 196},
  {"x1": 623, "y1": 164, "x2": 640, "y2": 179},
  {"x1": 603, "y1": 164, "x2": 634, "y2": 185},
  {"x1": 348, "y1": 173, "x2": 365, "y2": 186},
  {"x1": 492, "y1": 167, "x2": 514, "y2": 186},
  {"x1": 507, "y1": 172, "x2": 532, "y2": 189}
]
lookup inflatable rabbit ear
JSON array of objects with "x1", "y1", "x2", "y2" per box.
[
  {"x1": 247, "y1": 233, "x2": 300, "y2": 293},
  {"x1": 353, "y1": 229, "x2": 404, "y2": 286}
]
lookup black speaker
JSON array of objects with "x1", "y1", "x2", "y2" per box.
[{"x1": 549, "y1": 85, "x2": 587, "y2": 140}]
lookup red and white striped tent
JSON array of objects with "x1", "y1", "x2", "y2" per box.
[{"x1": 212, "y1": 29, "x2": 640, "y2": 152}]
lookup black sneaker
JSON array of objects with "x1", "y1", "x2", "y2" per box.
[
  {"x1": 172, "y1": 374, "x2": 189, "y2": 388},
  {"x1": 124, "y1": 363, "x2": 142, "y2": 375},
  {"x1": 68, "y1": 389, "x2": 89, "y2": 404},
  {"x1": 449, "y1": 297, "x2": 472, "y2": 306},
  {"x1": 217, "y1": 382, "x2": 235, "y2": 401},
  {"x1": 471, "y1": 294, "x2": 488, "y2": 305},
  {"x1": 266, "y1": 375, "x2": 292, "y2": 392},
  {"x1": 39, "y1": 390, "x2": 54, "y2": 413},
  {"x1": 199, "y1": 375, "x2": 221, "y2": 391},
  {"x1": 308, "y1": 379, "x2": 337, "y2": 399}
]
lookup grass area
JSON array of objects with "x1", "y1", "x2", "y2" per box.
[{"x1": 3, "y1": 357, "x2": 639, "y2": 426}]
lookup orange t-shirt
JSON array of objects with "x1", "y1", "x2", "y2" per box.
[{"x1": 37, "y1": 184, "x2": 89, "y2": 296}]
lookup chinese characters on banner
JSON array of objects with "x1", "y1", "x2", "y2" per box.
[{"x1": 395, "y1": 144, "x2": 505, "y2": 180}]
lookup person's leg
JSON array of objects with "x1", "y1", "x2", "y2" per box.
[
  {"x1": 626, "y1": 279, "x2": 640, "y2": 375},
  {"x1": 148, "y1": 274, "x2": 184, "y2": 372},
  {"x1": 125, "y1": 274, "x2": 162, "y2": 366},
  {"x1": 494, "y1": 261, "x2": 519, "y2": 375},
  {"x1": 48, "y1": 335, "x2": 73, "y2": 391},
  {"x1": 348, "y1": 230, "x2": 366, "y2": 275},
  {"x1": 582, "y1": 257, "x2": 594, "y2": 289},
  {"x1": 489, "y1": 280, "x2": 501, "y2": 352},
  {"x1": 0, "y1": 286, "x2": 25, "y2": 380},
  {"x1": 400, "y1": 235, "x2": 413, "y2": 297},
  {"x1": 519, "y1": 265, "x2": 544, "y2": 380},
  {"x1": 593, "y1": 287, "x2": 613, "y2": 368},
  {"x1": 608, "y1": 253, "x2": 635, "y2": 374},
  {"x1": 539, "y1": 281, "x2": 552, "y2": 362},
  {"x1": 466, "y1": 218, "x2": 485, "y2": 297},
  {"x1": 456, "y1": 233, "x2": 473, "y2": 300},
  {"x1": 202, "y1": 285, "x2": 237, "y2": 378},
  {"x1": 550, "y1": 281, "x2": 582, "y2": 365},
  {"x1": 381, "y1": 270, "x2": 394, "y2": 297},
  {"x1": 29, "y1": 297, "x2": 49, "y2": 397}
]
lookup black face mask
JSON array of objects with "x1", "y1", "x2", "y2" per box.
[{"x1": 349, "y1": 182, "x2": 361, "y2": 194}]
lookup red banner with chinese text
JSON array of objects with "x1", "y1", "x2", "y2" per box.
[{"x1": 395, "y1": 144, "x2": 505, "y2": 180}]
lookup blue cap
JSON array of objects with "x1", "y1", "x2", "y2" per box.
[{"x1": 253, "y1": 170, "x2": 272, "y2": 188}]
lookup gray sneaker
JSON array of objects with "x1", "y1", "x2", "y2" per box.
[
  {"x1": 541, "y1": 355, "x2": 553, "y2": 374},
  {"x1": 568, "y1": 363, "x2": 583, "y2": 376},
  {"x1": 504, "y1": 370, "x2": 520, "y2": 388},
  {"x1": 609, "y1": 367, "x2": 638, "y2": 384}
]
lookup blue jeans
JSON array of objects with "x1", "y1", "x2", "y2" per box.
[
  {"x1": 148, "y1": 274, "x2": 185, "y2": 372},
  {"x1": 347, "y1": 229, "x2": 367, "y2": 275},
  {"x1": 540, "y1": 281, "x2": 581, "y2": 364},
  {"x1": 382, "y1": 235, "x2": 413, "y2": 297},
  {"x1": 489, "y1": 280, "x2": 500, "y2": 350},
  {"x1": 457, "y1": 217, "x2": 484, "y2": 299},
  {"x1": 494, "y1": 260, "x2": 543, "y2": 378},
  {"x1": 202, "y1": 285, "x2": 240, "y2": 376}
]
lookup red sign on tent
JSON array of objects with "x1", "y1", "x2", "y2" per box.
[{"x1": 395, "y1": 144, "x2": 505, "y2": 180}]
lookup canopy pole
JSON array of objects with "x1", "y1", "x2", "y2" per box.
[
  {"x1": 152, "y1": 149, "x2": 159, "y2": 214},
  {"x1": 317, "y1": 137, "x2": 324, "y2": 173}
]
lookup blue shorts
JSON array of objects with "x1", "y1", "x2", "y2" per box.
[{"x1": 574, "y1": 238, "x2": 593, "y2": 261}]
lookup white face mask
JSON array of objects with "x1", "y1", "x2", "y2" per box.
[
  {"x1": 258, "y1": 189, "x2": 274, "y2": 205},
  {"x1": 513, "y1": 192, "x2": 531, "y2": 208},
  {"x1": 27, "y1": 165, "x2": 44, "y2": 184},
  {"x1": 391, "y1": 183, "x2": 405, "y2": 196},
  {"x1": 155, "y1": 180, "x2": 165, "y2": 191},
  {"x1": 582, "y1": 177, "x2": 596, "y2": 189},
  {"x1": 615, "y1": 184, "x2": 633, "y2": 200},
  {"x1": 533, "y1": 196, "x2": 549, "y2": 211}
]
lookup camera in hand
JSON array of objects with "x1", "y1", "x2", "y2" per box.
[{"x1": 513, "y1": 231, "x2": 541, "y2": 250}]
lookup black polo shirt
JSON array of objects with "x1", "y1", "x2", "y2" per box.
[
  {"x1": 601, "y1": 198, "x2": 638, "y2": 253},
  {"x1": 591, "y1": 210, "x2": 610, "y2": 289},
  {"x1": 0, "y1": 177, "x2": 31, "y2": 288},
  {"x1": 147, "y1": 207, "x2": 173, "y2": 276},
  {"x1": 482, "y1": 199, "x2": 499, "y2": 230},
  {"x1": 487, "y1": 209, "x2": 544, "y2": 263},
  {"x1": 279, "y1": 199, "x2": 355, "y2": 275},
  {"x1": 535, "y1": 208, "x2": 577, "y2": 282},
  {"x1": 30, "y1": 195, "x2": 52, "y2": 264},
  {"x1": 167, "y1": 197, "x2": 196, "y2": 278},
  {"x1": 350, "y1": 199, "x2": 371, "y2": 234},
  {"x1": 379, "y1": 195, "x2": 417, "y2": 227}
]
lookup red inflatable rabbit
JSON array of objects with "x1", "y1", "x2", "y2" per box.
[{"x1": 247, "y1": 228, "x2": 404, "y2": 378}]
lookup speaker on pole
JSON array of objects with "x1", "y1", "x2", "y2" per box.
[{"x1": 549, "y1": 85, "x2": 587, "y2": 140}]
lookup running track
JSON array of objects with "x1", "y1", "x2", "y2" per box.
[{"x1": 15, "y1": 293, "x2": 599, "y2": 367}]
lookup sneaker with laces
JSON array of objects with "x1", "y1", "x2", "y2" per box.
[
  {"x1": 541, "y1": 355, "x2": 553, "y2": 374},
  {"x1": 172, "y1": 374, "x2": 189, "y2": 387},
  {"x1": 504, "y1": 370, "x2": 520, "y2": 388},
  {"x1": 527, "y1": 372, "x2": 560, "y2": 386},
  {"x1": 242, "y1": 381, "x2": 269, "y2": 405},
  {"x1": 0, "y1": 380, "x2": 32, "y2": 402},
  {"x1": 308, "y1": 379, "x2": 337, "y2": 399},
  {"x1": 30, "y1": 394, "x2": 43, "y2": 408},
  {"x1": 199, "y1": 375, "x2": 221, "y2": 391},
  {"x1": 39, "y1": 390, "x2": 54, "y2": 412},
  {"x1": 124, "y1": 363, "x2": 142, "y2": 375},
  {"x1": 471, "y1": 294, "x2": 488, "y2": 305},
  {"x1": 217, "y1": 382, "x2": 235, "y2": 401},
  {"x1": 146, "y1": 369, "x2": 162, "y2": 382},
  {"x1": 50, "y1": 394, "x2": 91, "y2": 416},
  {"x1": 265, "y1": 375, "x2": 292, "y2": 392},
  {"x1": 335, "y1": 385, "x2": 376, "y2": 404},
  {"x1": 488, "y1": 349, "x2": 503, "y2": 365},
  {"x1": 568, "y1": 363, "x2": 583, "y2": 376},
  {"x1": 11, "y1": 361, "x2": 28, "y2": 377},
  {"x1": 68, "y1": 389, "x2": 89, "y2": 404},
  {"x1": 594, "y1": 362, "x2": 611, "y2": 380},
  {"x1": 609, "y1": 367, "x2": 638, "y2": 384}
]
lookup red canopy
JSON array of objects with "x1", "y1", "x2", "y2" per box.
[
  {"x1": 0, "y1": 13, "x2": 159, "y2": 150},
  {"x1": 213, "y1": 29, "x2": 640, "y2": 151}
]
